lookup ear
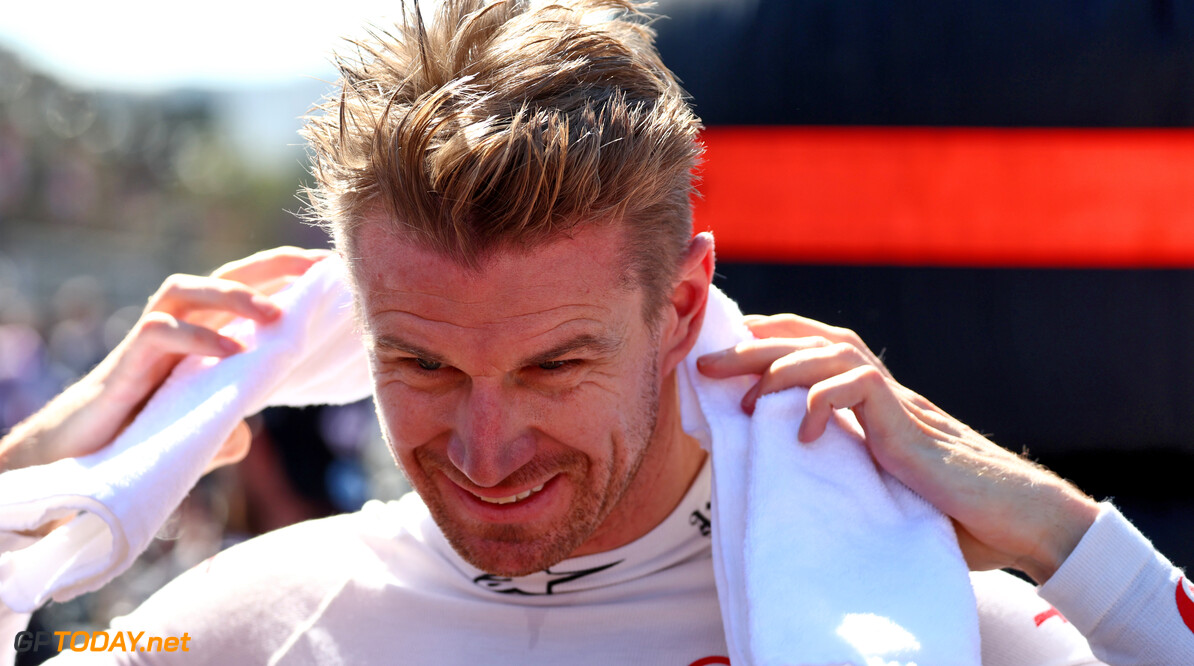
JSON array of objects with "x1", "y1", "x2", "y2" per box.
[{"x1": 658, "y1": 232, "x2": 715, "y2": 375}]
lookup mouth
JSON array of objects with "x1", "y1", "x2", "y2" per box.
[
  {"x1": 470, "y1": 483, "x2": 546, "y2": 505},
  {"x1": 441, "y1": 473, "x2": 565, "y2": 522}
]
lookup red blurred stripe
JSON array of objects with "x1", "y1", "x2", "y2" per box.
[{"x1": 695, "y1": 127, "x2": 1194, "y2": 266}]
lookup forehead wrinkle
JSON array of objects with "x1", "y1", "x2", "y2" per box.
[
  {"x1": 358, "y1": 258, "x2": 616, "y2": 298},
  {"x1": 367, "y1": 311, "x2": 625, "y2": 366},
  {"x1": 357, "y1": 263, "x2": 621, "y2": 315},
  {"x1": 364, "y1": 298, "x2": 613, "y2": 330},
  {"x1": 361, "y1": 283, "x2": 491, "y2": 308}
]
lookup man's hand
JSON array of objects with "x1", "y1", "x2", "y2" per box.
[
  {"x1": 696, "y1": 313, "x2": 1100, "y2": 584},
  {"x1": 0, "y1": 246, "x2": 329, "y2": 473}
]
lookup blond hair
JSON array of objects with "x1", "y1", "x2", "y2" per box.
[{"x1": 301, "y1": 0, "x2": 702, "y2": 316}]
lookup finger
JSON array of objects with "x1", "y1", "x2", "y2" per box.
[
  {"x1": 741, "y1": 381, "x2": 762, "y2": 414},
  {"x1": 696, "y1": 336, "x2": 832, "y2": 378},
  {"x1": 133, "y1": 312, "x2": 245, "y2": 358},
  {"x1": 212, "y1": 247, "x2": 330, "y2": 287},
  {"x1": 742, "y1": 313, "x2": 850, "y2": 342},
  {"x1": 101, "y1": 314, "x2": 246, "y2": 411},
  {"x1": 148, "y1": 274, "x2": 282, "y2": 324},
  {"x1": 744, "y1": 314, "x2": 891, "y2": 378},
  {"x1": 798, "y1": 365, "x2": 894, "y2": 443},
  {"x1": 741, "y1": 343, "x2": 875, "y2": 414},
  {"x1": 205, "y1": 420, "x2": 251, "y2": 473}
]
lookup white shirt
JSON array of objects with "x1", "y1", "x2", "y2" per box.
[{"x1": 46, "y1": 459, "x2": 1193, "y2": 665}]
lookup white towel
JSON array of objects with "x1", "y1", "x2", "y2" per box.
[
  {"x1": 0, "y1": 257, "x2": 371, "y2": 613},
  {"x1": 0, "y1": 256, "x2": 980, "y2": 665},
  {"x1": 678, "y1": 287, "x2": 981, "y2": 665}
]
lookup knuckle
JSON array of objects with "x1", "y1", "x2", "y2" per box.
[
  {"x1": 830, "y1": 341, "x2": 867, "y2": 364},
  {"x1": 767, "y1": 350, "x2": 803, "y2": 375},
  {"x1": 761, "y1": 361, "x2": 787, "y2": 387},
  {"x1": 135, "y1": 312, "x2": 175, "y2": 336},
  {"x1": 806, "y1": 382, "x2": 831, "y2": 405},
  {"x1": 827, "y1": 341, "x2": 854, "y2": 355},
  {"x1": 754, "y1": 313, "x2": 801, "y2": 335},
  {"x1": 856, "y1": 365, "x2": 886, "y2": 386},
  {"x1": 835, "y1": 325, "x2": 863, "y2": 346},
  {"x1": 152, "y1": 274, "x2": 190, "y2": 301},
  {"x1": 766, "y1": 356, "x2": 787, "y2": 374},
  {"x1": 729, "y1": 340, "x2": 754, "y2": 356},
  {"x1": 162, "y1": 273, "x2": 189, "y2": 291}
]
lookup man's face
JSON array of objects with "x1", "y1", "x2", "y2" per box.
[{"x1": 353, "y1": 221, "x2": 669, "y2": 576}]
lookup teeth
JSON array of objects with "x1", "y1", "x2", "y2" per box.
[{"x1": 475, "y1": 483, "x2": 545, "y2": 505}]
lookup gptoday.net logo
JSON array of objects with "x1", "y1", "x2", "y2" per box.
[{"x1": 13, "y1": 630, "x2": 191, "y2": 654}]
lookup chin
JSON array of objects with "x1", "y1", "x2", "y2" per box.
[
  {"x1": 454, "y1": 534, "x2": 581, "y2": 577},
  {"x1": 402, "y1": 447, "x2": 618, "y2": 576},
  {"x1": 428, "y1": 498, "x2": 601, "y2": 576}
]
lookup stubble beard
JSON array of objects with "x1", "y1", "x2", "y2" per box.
[{"x1": 395, "y1": 362, "x2": 662, "y2": 577}]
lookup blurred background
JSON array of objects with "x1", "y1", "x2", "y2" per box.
[
  {"x1": 653, "y1": 0, "x2": 1194, "y2": 572},
  {"x1": 0, "y1": 3, "x2": 408, "y2": 662},
  {"x1": 1, "y1": 0, "x2": 1192, "y2": 661}
]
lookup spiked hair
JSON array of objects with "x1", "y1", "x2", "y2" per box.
[{"x1": 302, "y1": 0, "x2": 703, "y2": 316}]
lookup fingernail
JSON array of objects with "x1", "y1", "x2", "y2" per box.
[
  {"x1": 742, "y1": 314, "x2": 766, "y2": 324},
  {"x1": 797, "y1": 419, "x2": 813, "y2": 444},
  {"x1": 696, "y1": 350, "x2": 726, "y2": 367},
  {"x1": 741, "y1": 383, "x2": 760, "y2": 415},
  {"x1": 219, "y1": 336, "x2": 244, "y2": 354}
]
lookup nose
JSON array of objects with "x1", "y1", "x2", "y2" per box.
[{"x1": 446, "y1": 377, "x2": 536, "y2": 488}]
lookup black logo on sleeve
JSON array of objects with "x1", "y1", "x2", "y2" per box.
[{"x1": 690, "y1": 501, "x2": 712, "y2": 537}]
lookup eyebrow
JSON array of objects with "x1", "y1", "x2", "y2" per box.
[
  {"x1": 369, "y1": 332, "x2": 624, "y2": 367},
  {"x1": 520, "y1": 333, "x2": 624, "y2": 367},
  {"x1": 371, "y1": 335, "x2": 445, "y2": 363}
]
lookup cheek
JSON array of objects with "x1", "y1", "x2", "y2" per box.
[
  {"x1": 374, "y1": 382, "x2": 454, "y2": 454},
  {"x1": 534, "y1": 375, "x2": 648, "y2": 456},
  {"x1": 536, "y1": 395, "x2": 613, "y2": 449}
]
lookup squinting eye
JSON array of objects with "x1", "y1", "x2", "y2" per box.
[
  {"x1": 415, "y1": 358, "x2": 443, "y2": 371},
  {"x1": 538, "y1": 360, "x2": 567, "y2": 370}
]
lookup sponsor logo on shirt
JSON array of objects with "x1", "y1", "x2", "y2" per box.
[
  {"x1": 473, "y1": 559, "x2": 623, "y2": 595},
  {"x1": 1177, "y1": 576, "x2": 1194, "y2": 635},
  {"x1": 690, "y1": 501, "x2": 713, "y2": 537},
  {"x1": 1033, "y1": 607, "x2": 1067, "y2": 627},
  {"x1": 687, "y1": 657, "x2": 731, "y2": 666}
]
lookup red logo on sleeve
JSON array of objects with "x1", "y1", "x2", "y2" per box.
[
  {"x1": 1177, "y1": 576, "x2": 1194, "y2": 635},
  {"x1": 688, "y1": 658, "x2": 731, "y2": 666},
  {"x1": 1033, "y1": 607, "x2": 1067, "y2": 627}
]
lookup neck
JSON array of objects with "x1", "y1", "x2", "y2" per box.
[{"x1": 570, "y1": 371, "x2": 706, "y2": 557}]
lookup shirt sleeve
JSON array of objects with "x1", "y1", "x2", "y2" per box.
[{"x1": 1039, "y1": 502, "x2": 1194, "y2": 665}]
